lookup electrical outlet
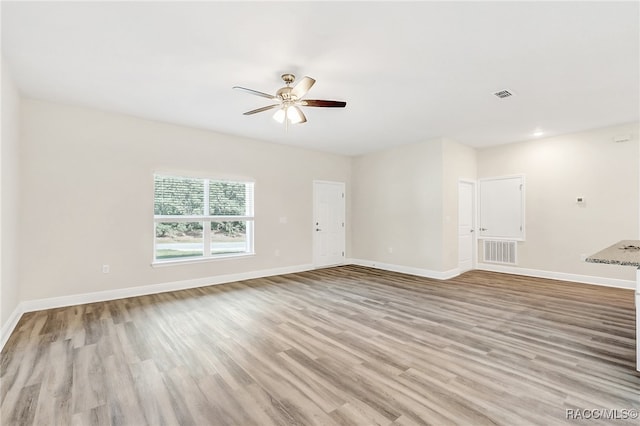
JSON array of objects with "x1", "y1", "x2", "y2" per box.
[{"x1": 102, "y1": 264, "x2": 110, "y2": 274}]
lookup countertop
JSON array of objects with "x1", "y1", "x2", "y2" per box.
[{"x1": 585, "y1": 240, "x2": 640, "y2": 268}]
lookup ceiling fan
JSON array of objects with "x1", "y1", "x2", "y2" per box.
[{"x1": 233, "y1": 74, "x2": 346, "y2": 126}]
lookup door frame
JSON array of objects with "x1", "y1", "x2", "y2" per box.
[
  {"x1": 458, "y1": 179, "x2": 477, "y2": 272},
  {"x1": 312, "y1": 180, "x2": 346, "y2": 268}
]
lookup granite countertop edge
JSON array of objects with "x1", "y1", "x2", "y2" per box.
[
  {"x1": 585, "y1": 257, "x2": 640, "y2": 267},
  {"x1": 585, "y1": 239, "x2": 640, "y2": 268}
]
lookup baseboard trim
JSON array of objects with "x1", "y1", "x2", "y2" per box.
[
  {"x1": 476, "y1": 263, "x2": 636, "y2": 290},
  {"x1": 347, "y1": 258, "x2": 460, "y2": 280},
  {"x1": 0, "y1": 305, "x2": 24, "y2": 351},
  {"x1": 0, "y1": 263, "x2": 313, "y2": 352}
]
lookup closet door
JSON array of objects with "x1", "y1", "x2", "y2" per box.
[{"x1": 479, "y1": 175, "x2": 525, "y2": 240}]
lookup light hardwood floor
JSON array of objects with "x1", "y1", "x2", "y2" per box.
[{"x1": 1, "y1": 266, "x2": 638, "y2": 425}]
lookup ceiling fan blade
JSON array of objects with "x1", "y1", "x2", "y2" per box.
[
  {"x1": 300, "y1": 99, "x2": 347, "y2": 108},
  {"x1": 233, "y1": 86, "x2": 277, "y2": 100},
  {"x1": 290, "y1": 76, "x2": 316, "y2": 99},
  {"x1": 243, "y1": 104, "x2": 280, "y2": 115}
]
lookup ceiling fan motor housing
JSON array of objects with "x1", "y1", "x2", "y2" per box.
[
  {"x1": 276, "y1": 86, "x2": 293, "y2": 100},
  {"x1": 277, "y1": 74, "x2": 296, "y2": 100}
]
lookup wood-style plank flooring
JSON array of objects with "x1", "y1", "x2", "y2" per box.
[{"x1": 1, "y1": 266, "x2": 638, "y2": 425}]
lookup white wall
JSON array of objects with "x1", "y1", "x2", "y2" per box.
[
  {"x1": 477, "y1": 123, "x2": 639, "y2": 282},
  {"x1": 351, "y1": 139, "x2": 445, "y2": 271},
  {"x1": 351, "y1": 137, "x2": 477, "y2": 274},
  {"x1": 18, "y1": 99, "x2": 351, "y2": 301},
  {"x1": 352, "y1": 139, "x2": 442, "y2": 271},
  {"x1": 9, "y1": 97, "x2": 639, "y2": 314},
  {"x1": 1, "y1": 59, "x2": 21, "y2": 328}
]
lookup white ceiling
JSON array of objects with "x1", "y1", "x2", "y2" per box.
[{"x1": 2, "y1": 1, "x2": 638, "y2": 156}]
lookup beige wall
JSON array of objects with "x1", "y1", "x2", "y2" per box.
[
  {"x1": 1, "y1": 60, "x2": 21, "y2": 327},
  {"x1": 477, "y1": 123, "x2": 639, "y2": 281},
  {"x1": 442, "y1": 138, "x2": 477, "y2": 271},
  {"x1": 351, "y1": 139, "x2": 445, "y2": 270},
  {"x1": 351, "y1": 137, "x2": 477, "y2": 273},
  {"x1": 18, "y1": 99, "x2": 351, "y2": 301},
  {"x1": 8, "y1": 97, "x2": 639, "y2": 309}
]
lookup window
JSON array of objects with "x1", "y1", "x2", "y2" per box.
[{"x1": 154, "y1": 175, "x2": 254, "y2": 263}]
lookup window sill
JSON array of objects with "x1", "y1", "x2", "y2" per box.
[{"x1": 151, "y1": 252, "x2": 255, "y2": 267}]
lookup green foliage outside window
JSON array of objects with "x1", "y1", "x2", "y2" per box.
[{"x1": 154, "y1": 176, "x2": 250, "y2": 238}]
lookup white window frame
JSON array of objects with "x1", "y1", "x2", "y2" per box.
[{"x1": 152, "y1": 175, "x2": 255, "y2": 265}]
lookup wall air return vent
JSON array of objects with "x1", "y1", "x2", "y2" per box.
[
  {"x1": 493, "y1": 89, "x2": 514, "y2": 99},
  {"x1": 483, "y1": 240, "x2": 517, "y2": 265}
]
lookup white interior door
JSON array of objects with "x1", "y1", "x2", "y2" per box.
[
  {"x1": 479, "y1": 175, "x2": 525, "y2": 240},
  {"x1": 458, "y1": 180, "x2": 475, "y2": 272},
  {"x1": 313, "y1": 181, "x2": 345, "y2": 268}
]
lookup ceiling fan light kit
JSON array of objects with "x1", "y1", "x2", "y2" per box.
[{"x1": 234, "y1": 74, "x2": 346, "y2": 127}]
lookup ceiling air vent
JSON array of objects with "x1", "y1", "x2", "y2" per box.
[{"x1": 493, "y1": 89, "x2": 514, "y2": 99}]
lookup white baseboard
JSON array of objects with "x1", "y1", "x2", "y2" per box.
[
  {"x1": 476, "y1": 263, "x2": 636, "y2": 290},
  {"x1": 347, "y1": 258, "x2": 460, "y2": 280},
  {"x1": 346, "y1": 259, "x2": 636, "y2": 290},
  {"x1": 0, "y1": 263, "x2": 313, "y2": 352},
  {"x1": 0, "y1": 305, "x2": 24, "y2": 351}
]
